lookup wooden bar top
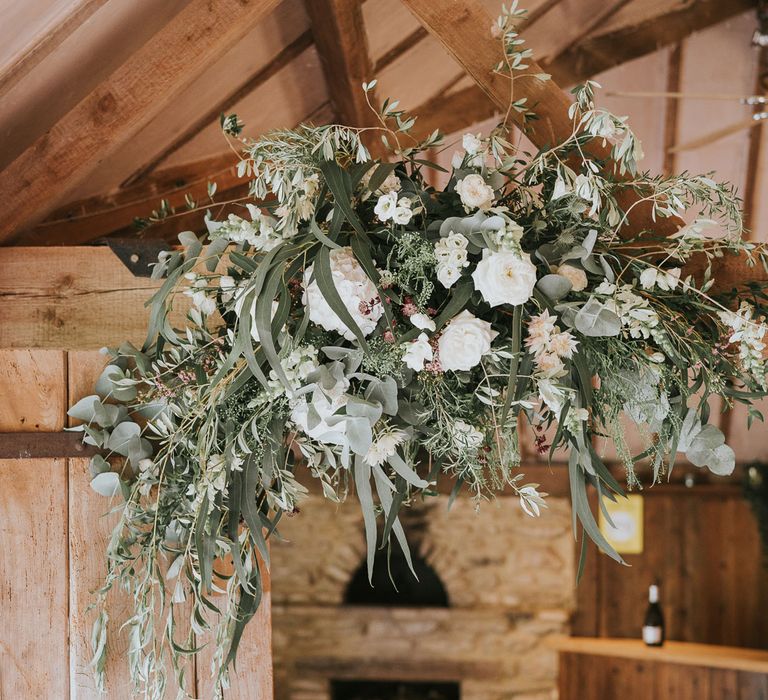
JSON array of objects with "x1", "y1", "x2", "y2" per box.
[{"x1": 550, "y1": 636, "x2": 768, "y2": 675}]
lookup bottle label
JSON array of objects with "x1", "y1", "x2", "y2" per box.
[{"x1": 643, "y1": 626, "x2": 662, "y2": 644}]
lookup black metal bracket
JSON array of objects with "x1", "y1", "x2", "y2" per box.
[
  {"x1": 105, "y1": 238, "x2": 170, "y2": 277},
  {"x1": 0, "y1": 432, "x2": 98, "y2": 459}
]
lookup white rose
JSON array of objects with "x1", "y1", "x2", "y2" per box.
[
  {"x1": 555, "y1": 264, "x2": 588, "y2": 292},
  {"x1": 392, "y1": 201, "x2": 413, "y2": 225},
  {"x1": 462, "y1": 133, "x2": 483, "y2": 155},
  {"x1": 303, "y1": 246, "x2": 383, "y2": 341},
  {"x1": 472, "y1": 250, "x2": 537, "y2": 307},
  {"x1": 410, "y1": 313, "x2": 436, "y2": 331},
  {"x1": 438, "y1": 310, "x2": 498, "y2": 372},
  {"x1": 374, "y1": 192, "x2": 398, "y2": 222},
  {"x1": 455, "y1": 174, "x2": 495, "y2": 211},
  {"x1": 437, "y1": 264, "x2": 461, "y2": 288},
  {"x1": 403, "y1": 333, "x2": 433, "y2": 371}
]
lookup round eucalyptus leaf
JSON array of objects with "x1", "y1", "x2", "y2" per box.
[
  {"x1": 107, "y1": 421, "x2": 141, "y2": 456},
  {"x1": 537, "y1": 274, "x2": 572, "y2": 301},
  {"x1": 90, "y1": 471, "x2": 121, "y2": 498}
]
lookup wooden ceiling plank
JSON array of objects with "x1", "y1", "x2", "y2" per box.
[
  {"x1": 0, "y1": 0, "x2": 108, "y2": 96},
  {"x1": 0, "y1": 0, "x2": 283, "y2": 244},
  {"x1": 524, "y1": 0, "x2": 634, "y2": 64},
  {"x1": 304, "y1": 0, "x2": 377, "y2": 128},
  {"x1": 120, "y1": 29, "x2": 315, "y2": 189}
]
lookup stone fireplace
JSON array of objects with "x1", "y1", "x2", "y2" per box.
[{"x1": 270, "y1": 489, "x2": 574, "y2": 700}]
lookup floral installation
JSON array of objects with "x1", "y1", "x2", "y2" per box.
[{"x1": 69, "y1": 3, "x2": 768, "y2": 698}]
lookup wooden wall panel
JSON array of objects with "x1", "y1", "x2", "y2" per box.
[
  {"x1": 574, "y1": 489, "x2": 768, "y2": 649},
  {"x1": 559, "y1": 652, "x2": 768, "y2": 700},
  {"x1": 0, "y1": 349, "x2": 69, "y2": 699},
  {"x1": 0, "y1": 247, "x2": 186, "y2": 350},
  {"x1": 67, "y1": 350, "x2": 136, "y2": 699}
]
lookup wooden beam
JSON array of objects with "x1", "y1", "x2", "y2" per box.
[
  {"x1": 549, "y1": 0, "x2": 756, "y2": 87},
  {"x1": 522, "y1": 0, "x2": 633, "y2": 64},
  {"x1": 0, "y1": 247, "x2": 187, "y2": 349},
  {"x1": 408, "y1": 0, "x2": 754, "y2": 140},
  {"x1": 120, "y1": 30, "x2": 315, "y2": 188},
  {"x1": 0, "y1": 0, "x2": 282, "y2": 243},
  {"x1": 15, "y1": 152, "x2": 248, "y2": 246},
  {"x1": 0, "y1": 0, "x2": 108, "y2": 96},
  {"x1": 400, "y1": 0, "x2": 573, "y2": 148},
  {"x1": 304, "y1": 0, "x2": 380, "y2": 131},
  {"x1": 18, "y1": 102, "x2": 335, "y2": 246}
]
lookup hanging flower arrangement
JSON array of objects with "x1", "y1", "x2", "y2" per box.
[{"x1": 70, "y1": 5, "x2": 768, "y2": 698}]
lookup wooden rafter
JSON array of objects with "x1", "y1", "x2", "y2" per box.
[
  {"x1": 0, "y1": 0, "x2": 282, "y2": 244},
  {"x1": 304, "y1": 0, "x2": 378, "y2": 129},
  {"x1": 0, "y1": 0, "x2": 108, "y2": 96},
  {"x1": 401, "y1": 0, "x2": 764, "y2": 289},
  {"x1": 549, "y1": 0, "x2": 756, "y2": 86},
  {"x1": 407, "y1": 0, "x2": 755, "y2": 141},
  {"x1": 523, "y1": 0, "x2": 633, "y2": 64},
  {"x1": 120, "y1": 30, "x2": 315, "y2": 189},
  {"x1": 18, "y1": 102, "x2": 336, "y2": 246}
]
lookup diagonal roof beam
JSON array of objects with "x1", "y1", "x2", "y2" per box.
[
  {"x1": 0, "y1": 0, "x2": 108, "y2": 96},
  {"x1": 401, "y1": 0, "x2": 765, "y2": 288},
  {"x1": 408, "y1": 0, "x2": 755, "y2": 142},
  {"x1": 304, "y1": 0, "x2": 377, "y2": 129},
  {"x1": 0, "y1": 0, "x2": 282, "y2": 244}
]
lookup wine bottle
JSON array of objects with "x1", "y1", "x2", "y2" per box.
[{"x1": 642, "y1": 584, "x2": 665, "y2": 646}]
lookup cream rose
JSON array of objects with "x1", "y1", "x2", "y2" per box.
[
  {"x1": 438, "y1": 310, "x2": 498, "y2": 372},
  {"x1": 472, "y1": 250, "x2": 537, "y2": 307},
  {"x1": 555, "y1": 264, "x2": 588, "y2": 292},
  {"x1": 455, "y1": 174, "x2": 495, "y2": 211}
]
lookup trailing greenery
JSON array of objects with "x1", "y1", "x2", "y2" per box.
[{"x1": 69, "y1": 3, "x2": 768, "y2": 697}]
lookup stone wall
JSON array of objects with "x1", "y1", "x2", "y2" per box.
[{"x1": 270, "y1": 490, "x2": 575, "y2": 700}]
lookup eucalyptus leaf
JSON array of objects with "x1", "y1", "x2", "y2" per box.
[
  {"x1": 107, "y1": 421, "x2": 141, "y2": 456},
  {"x1": 574, "y1": 297, "x2": 621, "y2": 337},
  {"x1": 536, "y1": 274, "x2": 572, "y2": 301},
  {"x1": 90, "y1": 471, "x2": 121, "y2": 498}
]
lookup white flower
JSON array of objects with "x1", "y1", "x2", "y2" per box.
[
  {"x1": 365, "y1": 429, "x2": 407, "y2": 467},
  {"x1": 303, "y1": 246, "x2": 383, "y2": 341},
  {"x1": 472, "y1": 250, "x2": 537, "y2": 307},
  {"x1": 438, "y1": 310, "x2": 497, "y2": 372},
  {"x1": 462, "y1": 132, "x2": 483, "y2": 155},
  {"x1": 374, "y1": 192, "x2": 398, "y2": 221},
  {"x1": 403, "y1": 333, "x2": 433, "y2": 371},
  {"x1": 519, "y1": 485, "x2": 547, "y2": 517},
  {"x1": 453, "y1": 420, "x2": 484, "y2": 449},
  {"x1": 455, "y1": 174, "x2": 495, "y2": 211},
  {"x1": 639, "y1": 267, "x2": 681, "y2": 291},
  {"x1": 548, "y1": 331, "x2": 578, "y2": 359},
  {"x1": 555, "y1": 264, "x2": 588, "y2": 292},
  {"x1": 410, "y1": 313, "x2": 436, "y2": 331},
  {"x1": 437, "y1": 264, "x2": 462, "y2": 288},
  {"x1": 392, "y1": 201, "x2": 413, "y2": 225},
  {"x1": 379, "y1": 171, "x2": 401, "y2": 194},
  {"x1": 219, "y1": 275, "x2": 236, "y2": 302},
  {"x1": 552, "y1": 175, "x2": 569, "y2": 201},
  {"x1": 537, "y1": 378, "x2": 566, "y2": 414},
  {"x1": 535, "y1": 352, "x2": 566, "y2": 378}
]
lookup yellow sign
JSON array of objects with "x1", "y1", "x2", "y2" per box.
[{"x1": 598, "y1": 493, "x2": 644, "y2": 554}]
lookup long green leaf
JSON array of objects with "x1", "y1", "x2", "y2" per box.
[{"x1": 314, "y1": 246, "x2": 369, "y2": 349}]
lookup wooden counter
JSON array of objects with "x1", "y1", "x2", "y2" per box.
[{"x1": 551, "y1": 637, "x2": 768, "y2": 700}]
